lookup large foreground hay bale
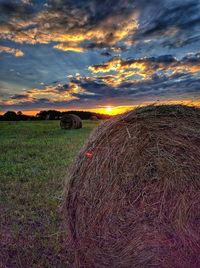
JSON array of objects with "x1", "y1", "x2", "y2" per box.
[
  {"x1": 63, "y1": 105, "x2": 200, "y2": 267},
  {"x1": 60, "y1": 114, "x2": 82, "y2": 129}
]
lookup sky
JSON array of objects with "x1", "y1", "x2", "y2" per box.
[{"x1": 0, "y1": 0, "x2": 200, "y2": 115}]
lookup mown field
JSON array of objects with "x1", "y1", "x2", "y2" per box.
[{"x1": 0, "y1": 120, "x2": 99, "y2": 268}]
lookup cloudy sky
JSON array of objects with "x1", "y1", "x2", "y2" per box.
[{"x1": 0, "y1": 0, "x2": 200, "y2": 114}]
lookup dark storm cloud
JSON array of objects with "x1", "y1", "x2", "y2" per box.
[
  {"x1": 182, "y1": 53, "x2": 200, "y2": 64},
  {"x1": 134, "y1": 0, "x2": 200, "y2": 48},
  {"x1": 0, "y1": 0, "x2": 40, "y2": 24},
  {"x1": 10, "y1": 93, "x2": 29, "y2": 99},
  {"x1": 1, "y1": 0, "x2": 200, "y2": 53},
  {"x1": 77, "y1": 73, "x2": 200, "y2": 97},
  {"x1": 0, "y1": 1, "x2": 30, "y2": 15},
  {"x1": 139, "y1": 1, "x2": 200, "y2": 34}
]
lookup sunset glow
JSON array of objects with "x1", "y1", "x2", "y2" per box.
[{"x1": 1, "y1": 100, "x2": 200, "y2": 117}]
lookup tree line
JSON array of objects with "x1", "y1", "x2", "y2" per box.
[{"x1": 0, "y1": 110, "x2": 112, "y2": 121}]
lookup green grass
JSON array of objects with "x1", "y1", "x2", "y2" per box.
[{"x1": 0, "y1": 120, "x2": 99, "y2": 267}]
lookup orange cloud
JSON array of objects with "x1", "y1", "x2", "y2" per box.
[
  {"x1": 2, "y1": 82, "x2": 85, "y2": 106},
  {"x1": 89, "y1": 57, "x2": 143, "y2": 73},
  {"x1": 0, "y1": 9, "x2": 138, "y2": 53},
  {"x1": 27, "y1": 83, "x2": 83, "y2": 101},
  {"x1": 0, "y1": 45, "x2": 24, "y2": 57},
  {"x1": 88, "y1": 55, "x2": 200, "y2": 86},
  {"x1": 53, "y1": 43, "x2": 85, "y2": 53}
]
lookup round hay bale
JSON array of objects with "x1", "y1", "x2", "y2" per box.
[
  {"x1": 63, "y1": 105, "x2": 200, "y2": 267},
  {"x1": 60, "y1": 114, "x2": 82, "y2": 129},
  {"x1": 90, "y1": 115, "x2": 99, "y2": 121}
]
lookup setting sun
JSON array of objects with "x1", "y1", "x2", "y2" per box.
[{"x1": 106, "y1": 106, "x2": 112, "y2": 114}]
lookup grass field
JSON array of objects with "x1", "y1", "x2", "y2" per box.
[{"x1": 0, "y1": 120, "x2": 99, "y2": 268}]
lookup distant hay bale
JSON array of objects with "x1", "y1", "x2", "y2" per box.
[
  {"x1": 60, "y1": 114, "x2": 82, "y2": 130},
  {"x1": 90, "y1": 115, "x2": 98, "y2": 121},
  {"x1": 63, "y1": 104, "x2": 200, "y2": 267}
]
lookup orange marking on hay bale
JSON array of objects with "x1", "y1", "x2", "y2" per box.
[{"x1": 85, "y1": 151, "x2": 93, "y2": 158}]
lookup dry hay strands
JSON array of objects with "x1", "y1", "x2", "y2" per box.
[
  {"x1": 60, "y1": 114, "x2": 82, "y2": 130},
  {"x1": 63, "y1": 104, "x2": 200, "y2": 268}
]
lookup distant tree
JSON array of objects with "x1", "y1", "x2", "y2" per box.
[
  {"x1": 36, "y1": 110, "x2": 62, "y2": 120},
  {"x1": 16, "y1": 111, "x2": 32, "y2": 121},
  {"x1": 36, "y1": 110, "x2": 48, "y2": 120},
  {"x1": 47, "y1": 110, "x2": 62, "y2": 120},
  {"x1": 17, "y1": 111, "x2": 23, "y2": 116},
  {"x1": 3, "y1": 111, "x2": 17, "y2": 121},
  {"x1": 33, "y1": 110, "x2": 112, "y2": 121}
]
